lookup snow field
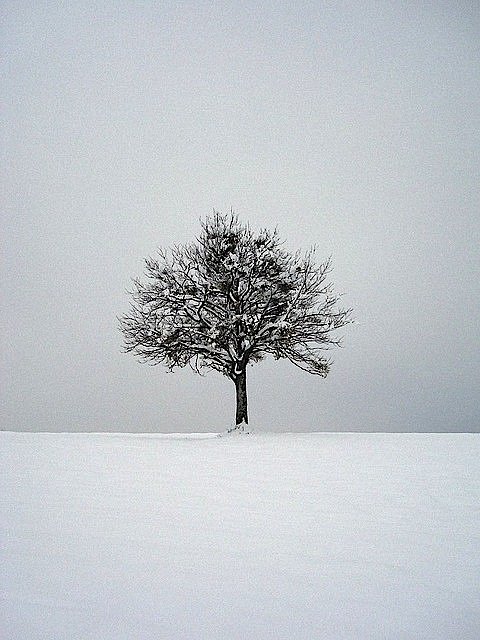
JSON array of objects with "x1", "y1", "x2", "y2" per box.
[{"x1": 1, "y1": 431, "x2": 479, "y2": 639}]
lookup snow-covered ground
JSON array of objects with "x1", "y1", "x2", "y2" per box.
[{"x1": 1, "y1": 431, "x2": 479, "y2": 639}]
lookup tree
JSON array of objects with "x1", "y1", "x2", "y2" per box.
[{"x1": 120, "y1": 212, "x2": 351, "y2": 432}]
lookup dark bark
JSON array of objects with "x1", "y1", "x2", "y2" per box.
[{"x1": 234, "y1": 368, "x2": 248, "y2": 428}]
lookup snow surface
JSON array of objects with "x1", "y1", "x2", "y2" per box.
[{"x1": 1, "y1": 431, "x2": 479, "y2": 639}]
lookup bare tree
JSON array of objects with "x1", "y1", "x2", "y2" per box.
[{"x1": 120, "y1": 212, "x2": 351, "y2": 432}]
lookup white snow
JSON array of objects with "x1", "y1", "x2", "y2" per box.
[{"x1": 1, "y1": 431, "x2": 479, "y2": 639}]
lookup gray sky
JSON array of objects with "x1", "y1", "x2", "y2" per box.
[{"x1": 2, "y1": 0, "x2": 479, "y2": 432}]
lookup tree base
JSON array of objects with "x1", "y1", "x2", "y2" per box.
[{"x1": 221, "y1": 421, "x2": 253, "y2": 436}]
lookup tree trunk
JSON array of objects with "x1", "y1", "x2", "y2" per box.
[{"x1": 234, "y1": 368, "x2": 248, "y2": 429}]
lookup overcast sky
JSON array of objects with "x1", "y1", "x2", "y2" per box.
[{"x1": 2, "y1": 1, "x2": 479, "y2": 433}]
